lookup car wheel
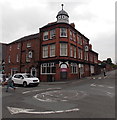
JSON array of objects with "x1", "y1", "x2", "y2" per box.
[{"x1": 23, "y1": 82, "x2": 27, "y2": 87}]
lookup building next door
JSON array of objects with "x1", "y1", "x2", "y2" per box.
[{"x1": 60, "y1": 63, "x2": 68, "y2": 79}]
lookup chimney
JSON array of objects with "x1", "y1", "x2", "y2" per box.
[
  {"x1": 89, "y1": 44, "x2": 92, "y2": 50},
  {"x1": 70, "y1": 23, "x2": 75, "y2": 28}
]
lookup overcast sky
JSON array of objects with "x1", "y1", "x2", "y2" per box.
[{"x1": 0, "y1": 0, "x2": 115, "y2": 63}]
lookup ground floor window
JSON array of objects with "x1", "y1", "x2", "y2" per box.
[
  {"x1": 90, "y1": 65, "x2": 94, "y2": 74},
  {"x1": 71, "y1": 63, "x2": 78, "y2": 74},
  {"x1": 41, "y1": 62, "x2": 56, "y2": 74}
]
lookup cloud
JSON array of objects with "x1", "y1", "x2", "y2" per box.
[{"x1": 1, "y1": 0, "x2": 115, "y2": 63}]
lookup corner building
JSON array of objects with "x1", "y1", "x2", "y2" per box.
[{"x1": 5, "y1": 5, "x2": 98, "y2": 82}]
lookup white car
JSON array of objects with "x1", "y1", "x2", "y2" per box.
[{"x1": 12, "y1": 73, "x2": 40, "y2": 87}]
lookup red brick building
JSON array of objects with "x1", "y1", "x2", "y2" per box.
[{"x1": 5, "y1": 5, "x2": 99, "y2": 82}]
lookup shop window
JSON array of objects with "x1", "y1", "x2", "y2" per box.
[
  {"x1": 71, "y1": 63, "x2": 78, "y2": 74},
  {"x1": 41, "y1": 62, "x2": 56, "y2": 74}
]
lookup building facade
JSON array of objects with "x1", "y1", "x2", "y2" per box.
[{"x1": 5, "y1": 5, "x2": 99, "y2": 82}]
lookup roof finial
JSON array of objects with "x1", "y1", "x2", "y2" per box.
[{"x1": 61, "y1": 4, "x2": 64, "y2": 10}]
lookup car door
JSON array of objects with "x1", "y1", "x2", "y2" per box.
[
  {"x1": 13, "y1": 75, "x2": 23, "y2": 85},
  {"x1": 17, "y1": 75, "x2": 24, "y2": 85},
  {"x1": 13, "y1": 75, "x2": 19, "y2": 84}
]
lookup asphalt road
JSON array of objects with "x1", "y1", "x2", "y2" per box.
[{"x1": 1, "y1": 70, "x2": 116, "y2": 119}]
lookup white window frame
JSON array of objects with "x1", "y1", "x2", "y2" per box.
[
  {"x1": 17, "y1": 43, "x2": 20, "y2": 49},
  {"x1": 71, "y1": 63, "x2": 78, "y2": 74},
  {"x1": 41, "y1": 62, "x2": 56, "y2": 74},
  {"x1": 50, "y1": 44, "x2": 55, "y2": 57},
  {"x1": 50, "y1": 29, "x2": 56, "y2": 39},
  {"x1": 43, "y1": 31, "x2": 48, "y2": 40},
  {"x1": 73, "y1": 33, "x2": 76, "y2": 42},
  {"x1": 43, "y1": 46, "x2": 48, "y2": 58},
  {"x1": 26, "y1": 54, "x2": 30, "y2": 62},
  {"x1": 28, "y1": 51, "x2": 33, "y2": 58},
  {"x1": 60, "y1": 28, "x2": 67, "y2": 37},
  {"x1": 16, "y1": 54, "x2": 19, "y2": 62},
  {"x1": 60, "y1": 43, "x2": 68, "y2": 56},
  {"x1": 74, "y1": 47, "x2": 76, "y2": 58},
  {"x1": 70, "y1": 45, "x2": 73, "y2": 57},
  {"x1": 8, "y1": 56, "x2": 11, "y2": 63},
  {"x1": 9, "y1": 46, "x2": 12, "y2": 51},
  {"x1": 70, "y1": 30, "x2": 72, "y2": 40},
  {"x1": 27, "y1": 43, "x2": 31, "y2": 48}
]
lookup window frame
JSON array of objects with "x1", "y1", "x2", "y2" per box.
[
  {"x1": 60, "y1": 28, "x2": 67, "y2": 37},
  {"x1": 42, "y1": 46, "x2": 48, "y2": 58},
  {"x1": 43, "y1": 31, "x2": 48, "y2": 41},
  {"x1": 50, "y1": 44, "x2": 55, "y2": 57},
  {"x1": 50, "y1": 29, "x2": 56, "y2": 39},
  {"x1": 60, "y1": 43, "x2": 68, "y2": 56}
]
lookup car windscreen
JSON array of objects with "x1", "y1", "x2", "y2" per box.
[{"x1": 24, "y1": 74, "x2": 34, "y2": 78}]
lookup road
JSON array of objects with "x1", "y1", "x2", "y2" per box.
[{"x1": 1, "y1": 70, "x2": 116, "y2": 119}]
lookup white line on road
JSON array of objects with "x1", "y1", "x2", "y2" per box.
[
  {"x1": 108, "y1": 86, "x2": 114, "y2": 89},
  {"x1": 7, "y1": 106, "x2": 79, "y2": 115},
  {"x1": 90, "y1": 84, "x2": 96, "y2": 87},
  {"x1": 22, "y1": 91, "x2": 31, "y2": 94},
  {"x1": 98, "y1": 85, "x2": 104, "y2": 87}
]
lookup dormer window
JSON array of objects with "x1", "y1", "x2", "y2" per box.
[
  {"x1": 43, "y1": 31, "x2": 48, "y2": 40},
  {"x1": 60, "y1": 28, "x2": 67, "y2": 37}
]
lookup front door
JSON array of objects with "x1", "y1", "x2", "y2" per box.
[
  {"x1": 60, "y1": 63, "x2": 68, "y2": 80},
  {"x1": 60, "y1": 72, "x2": 67, "y2": 79}
]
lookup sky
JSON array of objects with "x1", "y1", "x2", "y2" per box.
[{"x1": 0, "y1": 0, "x2": 116, "y2": 63}]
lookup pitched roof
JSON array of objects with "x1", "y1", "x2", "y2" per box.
[{"x1": 10, "y1": 33, "x2": 39, "y2": 44}]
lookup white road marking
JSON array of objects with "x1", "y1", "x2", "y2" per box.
[
  {"x1": 98, "y1": 85, "x2": 104, "y2": 87},
  {"x1": 22, "y1": 88, "x2": 61, "y2": 94},
  {"x1": 33, "y1": 94, "x2": 54, "y2": 102},
  {"x1": 108, "y1": 86, "x2": 114, "y2": 89},
  {"x1": 22, "y1": 91, "x2": 31, "y2": 94},
  {"x1": 90, "y1": 84, "x2": 96, "y2": 87},
  {"x1": 7, "y1": 106, "x2": 79, "y2": 115},
  {"x1": 105, "y1": 92, "x2": 114, "y2": 97},
  {"x1": 46, "y1": 88, "x2": 61, "y2": 90},
  {"x1": 98, "y1": 77, "x2": 102, "y2": 79}
]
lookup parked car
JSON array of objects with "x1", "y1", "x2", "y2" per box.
[{"x1": 12, "y1": 73, "x2": 40, "y2": 87}]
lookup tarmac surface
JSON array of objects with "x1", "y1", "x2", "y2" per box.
[{"x1": 1, "y1": 70, "x2": 116, "y2": 119}]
